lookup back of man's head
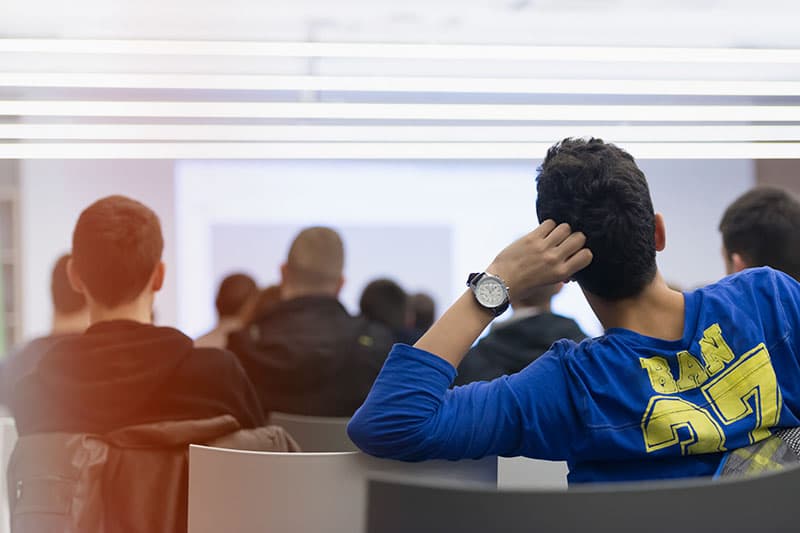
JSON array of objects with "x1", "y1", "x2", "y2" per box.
[
  {"x1": 283, "y1": 226, "x2": 344, "y2": 295},
  {"x1": 72, "y1": 195, "x2": 164, "y2": 308},
  {"x1": 409, "y1": 293, "x2": 435, "y2": 331},
  {"x1": 215, "y1": 273, "x2": 258, "y2": 318},
  {"x1": 51, "y1": 254, "x2": 86, "y2": 316},
  {"x1": 536, "y1": 138, "x2": 657, "y2": 301},
  {"x1": 360, "y1": 279, "x2": 408, "y2": 331},
  {"x1": 719, "y1": 187, "x2": 800, "y2": 280}
]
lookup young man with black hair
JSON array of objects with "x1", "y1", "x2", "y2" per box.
[
  {"x1": 12, "y1": 195, "x2": 264, "y2": 435},
  {"x1": 349, "y1": 138, "x2": 800, "y2": 483},
  {"x1": 719, "y1": 186, "x2": 800, "y2": 280},
  {"x1": 196, "y1": 272, "x2": 258, "y2": 349}
]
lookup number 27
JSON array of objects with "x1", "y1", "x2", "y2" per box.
[{"x1": 641, "y1": 343, "x2": 782, "y2": 455}]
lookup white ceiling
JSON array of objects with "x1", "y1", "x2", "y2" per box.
[{"x1": 2, "y1": 0, "x2": 800, "y2": 48}]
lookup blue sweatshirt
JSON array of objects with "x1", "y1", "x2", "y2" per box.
[{"x1": 347, "y1": 268, "x2": 800, "y2": 483}]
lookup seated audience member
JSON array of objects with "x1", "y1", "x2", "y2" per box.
[
  {"x1": 239, "y1": 284, "x2": 282, "y2": 326},
  {"x1": 12, "y1": 195, "x2": 264, "y2": 436},
  {"x1": 196, "y1": 272, "x2": 258, "y2": 349},
  {"x1": 0, "y1": 254, "x2": 89, "y2": 404},
  {"x1": 406, "y1": 291, "x2": 435, "y2": 343},
  {"x1": 359, "y1": 278, "x2": 416, "y2": 343},
  {"x1": 228, "y1": 227, "x2": 393, "y2": 417},
  {"x1": 454, "y1": 282, "x2": 585, "y2": 385},
  {"x1": 349, "y1": 138, "x2": 800, "y2": 484},
  {"x1": 719, "y1": 187, "x2": 800, "y2": 280}
]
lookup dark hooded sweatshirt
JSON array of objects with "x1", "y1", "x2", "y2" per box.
[
  {"x1": 227, "y1": 296, "x2": 393, "y2": 417},
  {"x1": 454, "y1": 312, "x2": 586, "y2": 386},
  {"x1": 12, "y1": 320, "x2": 264, "y2": 436}
]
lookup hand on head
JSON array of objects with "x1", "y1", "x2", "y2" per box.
[{"x1": 487, "y1": 220, "x2": 593, "y2": 295}]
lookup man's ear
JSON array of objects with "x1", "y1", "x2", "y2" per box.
[
  {"x1": 66, "y1": 257, "x2": 86, "y2": 295},
  {"x1": 731, "y1": 253, "x2": 749, "y2": 273},
  {"x1": 335, "y1": 275, "x2": 345, "y2": 296},
  {"x1": 654, "y1": 213, "x2": 667, "y2": 252},
  {"x1": 150, "y1": 262, "x2": 166, "y2": 293},
  {"x1": 280, "y1": 263, "x2": 289, "y2": 286}
]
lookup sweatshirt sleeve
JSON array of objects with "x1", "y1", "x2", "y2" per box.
[{"x1": 347, "y1": 343, "x2": 579, "y2": 462}]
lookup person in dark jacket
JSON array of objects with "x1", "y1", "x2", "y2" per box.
[
  {"x1": 228, "y1": 227, "x2": 393, "y2": 417},
  {"x1": 454, "y1": 282, "x2": 585, "y2": 385},
  {"x1": 359, "y1": 278, "x2": 420, "y2": 344},
  {"x1": 12, "y1": 195, "x2": 264, "y2": 436},
  {"x1": 0, "y1": 253, "x2": 89, "y2": 406}
]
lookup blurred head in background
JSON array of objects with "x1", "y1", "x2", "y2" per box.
[
  {"x1": 280, "y1": 226, "x2": 345, "y2": 300},
  {"x1": 360, "y1": 278, "x2": 408, "y2": 332},
  {"x1": 67, "y1": 195, "x2": 165, "y2": 325},
  {"x1": 239, "y1": 285, "x2": 282, "y2": 325},
  {"x1": 50, "y1": 253, "x2": 89, "y2": 335},
  {"x1": 215, "y1": 273, "x2": 258, "y2": 321},
  {"x1": 408, "y1": 292, "x2": 435, "y2": 332},
  {"x1": 719, "y1": 186, "x2": 800, "y2": 280}
]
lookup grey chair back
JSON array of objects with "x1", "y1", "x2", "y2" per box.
[
  {"x1": 367, "y1": 464, "x2": 800, "y2": 533},
  {"x1": 269, "y1": 412, "x2": 357, "y2": 452}
]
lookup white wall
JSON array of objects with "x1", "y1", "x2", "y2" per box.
[
  {"x1": 175, "y1": 158, "x2": 756, "y2": 339},
  {"x1": 19, "y1": 161, "x2": 177, "y2": 340},
  {"x1": 642, "y1": 160, "x2": 755, "y2": 290},
  {"x1": 16, "y1": 157, "x2": 755, "y2": 341}
]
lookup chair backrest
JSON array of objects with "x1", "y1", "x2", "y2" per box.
[
  {"x1": 187, "y1": 446, "x2": 496, "y2": 533},
  {"x1": 497, "y1": 457, "x2": 568, "y2": 490},
  {"x1": 269, "y1": 412, "x2": 357, "y2": 452},
  {"x1": 367, "y1": 463, "x2": 800, "y2": 533},
  {"x1": 0, "y1": 418, "x2": 17, "y2": 533}
]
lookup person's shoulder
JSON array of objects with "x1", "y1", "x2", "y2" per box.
[
  {"x1": 699, "y1": 266, "x2": 794, "y2": 302},
  {"x1": 180, "y1": 346, "x2": 247, "y2": 379}
]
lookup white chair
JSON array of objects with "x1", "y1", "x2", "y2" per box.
[
  {"x1": 497, "y1": 457, "x2": 568, "y2": 490},
  {"x1": 268, "y1": 412, "x2": 356, "y2": 452},
  {"x1": 0, "y1": 418, "x2": 18, "y2": 533},
  {"x1": 187, "y1": 446, "x2": 496, "y2": 533}
]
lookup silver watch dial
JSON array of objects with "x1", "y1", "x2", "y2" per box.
[{"x1": 475, "y1": 276, "x2": 507, "y2": 307}]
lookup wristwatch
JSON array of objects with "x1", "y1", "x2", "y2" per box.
[{"x1": 467, "y1": 272, "x2": 510, "y2": 316}]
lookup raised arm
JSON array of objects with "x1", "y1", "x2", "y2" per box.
[
  {"x1": 416, "y1": 220, "x2": 591, "y2": 366},
  {"x1": 348, "y1": 221, "x2": 592, "y2": 461}
]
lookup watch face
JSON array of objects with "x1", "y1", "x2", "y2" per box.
[{"x1": 476, "y1": 277, "x2": 507, "y2": 307}]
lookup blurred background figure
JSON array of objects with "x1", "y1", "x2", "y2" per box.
[
  {"x1": 228, "y1": 226, "x2": 393, "y2": 417},
  {"x1": 49, "y1": 254, "x2": 90, "y2": 336},
  {"x1": 239, "y1": 285, "x2": 282, "y2": 326},
  {"x1": 407, "y1": 292, "x2": 436, "y2": 343},
  {"x1": 719, "y1": 187, "x2": 800, "y2": 280},
  {"x1": 0, "y1": 254, "x2": 89, "y2": 405},
  {"x1": 359, "y1": 278, "x2": 413, "y2": 343},
  {"x1": 196, "y1": 273, "x2": 258, "y2": 349},
  {"x1": 455, "y1": 282, "x2": 586, "y2": 386}
]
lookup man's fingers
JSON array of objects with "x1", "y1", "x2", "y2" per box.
[
  {"x1": 542, "y1": 222, "x2": 572, "y2": 246},
  {"x1": 555, "y1": 232, "x2": 587, "y2": 259},
  {"x1": 532, "y1": 219, "x2": 557, "y2": 239},
  {"x1": 563, "y1": 248, "x2": 594, "y2": 275}
]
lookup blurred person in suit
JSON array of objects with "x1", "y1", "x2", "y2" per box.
[
  {"x1": 455, "y1": 282, "x2": 585, "y2": 385},
  {"x1": 0, "y1": 254, "x2": 89, "y2": 405},
  {"x1": 228, "y1": 227, "x2": 393, "y2": 417}
]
